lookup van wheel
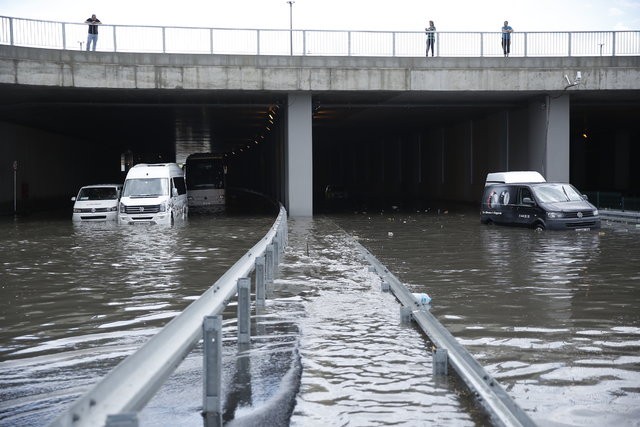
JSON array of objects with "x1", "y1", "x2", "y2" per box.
[{"x1": 533, "y1": 222, "x2": 545, "y2": 231}]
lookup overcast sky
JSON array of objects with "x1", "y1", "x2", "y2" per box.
[{"x1": 1, "y1": 0, "x2": 639, "y2": 32}]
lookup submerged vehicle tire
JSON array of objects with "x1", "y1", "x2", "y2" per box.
[{"x1": 533, "y1": 221, "x2": 545, "y2": 231}]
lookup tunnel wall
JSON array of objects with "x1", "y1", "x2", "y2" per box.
[
  {"x1": 0, "y1": 121, "x2": 121, "y2": 215},
  {"x1": 314, "y1": 104, "x2": 538, "y2": 212}
]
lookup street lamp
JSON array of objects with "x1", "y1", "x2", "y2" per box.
[{"x1": 287, "y1": 1, "x2": 294, "y2": 55}]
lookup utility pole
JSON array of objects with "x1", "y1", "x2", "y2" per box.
[{"x1": 287, "y1": 1, "x2": 294, "y2": 55}]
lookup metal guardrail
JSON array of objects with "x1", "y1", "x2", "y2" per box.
[
  {"x1": 584, "y1": 191, "x2": 640, "y2": 212},
  {"x1": 598, "y1": 209, "x2": 640, "y2": 224},
  {"x1": 1, "y1": 15, "x2": 639, "y2": 57},
  {"x1": 50, "y1": 204, "x2": 287, "y2": 427},
  {"x1": 351, "y1": 237, "x2": 537, "y2": 427}
]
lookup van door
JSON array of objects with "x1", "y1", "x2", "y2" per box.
[
  {"x1": 171, "y1": 176, "x2": 188, "y2": 220},
  {"x1": 515, "y1": 186, "x2": 539, "y2": 227}
]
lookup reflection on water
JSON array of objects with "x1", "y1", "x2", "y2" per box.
[
  {"x1": 0, "y1": 213, "x2": 273, "y2": 426},
  {"x1": 1, "y1": 209, "x2": 639, "y2": 426},
  {"x1": 335, "y1": 210, "x2": 640, "y2": 426},
  {"x1": 282, "y1": 218, "x2": 476, "y2": 426}
]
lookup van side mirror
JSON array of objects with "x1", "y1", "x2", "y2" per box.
[
  {"x1": 172, "y1": 187, "x2": 178, "y2": 197},
  {"x1": 582, "y1": 194, "x2": 589, "y2": 201},
  {"x1": 522, "y1": 197, "x2": 535, "y2": 206},
  {"x1": 71, "y1": 196, "x2": 76, "y2": 202}
]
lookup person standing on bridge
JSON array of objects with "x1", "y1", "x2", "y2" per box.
[
  {"x1": 425, "y1": 20, "x2": 436, "y2": 57},
  {"x1": 85, "y1": 14, "x2": 101, "y2": 51},
  {"x1": 501, "y1": 20, "x2": 513, "y2": 57}
]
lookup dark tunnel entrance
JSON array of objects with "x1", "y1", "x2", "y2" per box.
[{"x1": 0, "y1": 84, "x2": 639, "y2": 215}]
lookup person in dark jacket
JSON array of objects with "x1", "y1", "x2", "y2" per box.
[
  {"x1": 85, "y1": 14, "x2": 101, "y2": 51},
  {"x1": 425, "y1": 20, "x2": 436, "y2": 57}
]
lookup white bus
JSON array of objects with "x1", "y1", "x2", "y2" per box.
[{"x1": 185, "y1": 153, "x2": 226, "y2": 212}]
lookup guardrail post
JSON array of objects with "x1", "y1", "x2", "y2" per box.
[
  {"x1": 203, "y1": 315, "x2": 222, "y2": 425},
  {"x1": 237, "y1": 278, "x2": 251, "y2": 344},
  {"x1": 255, "y1": 256, "x2": 265, "y2": 306},
  {"x1": 265, "y1": 244, "x2": 274, "y2": 284},
  {"x1": 400, "y1": 306, "x2": 412, "y2": 324},
  {"x1": 273, "y1": 238, "x2": 280, "y2": 266},
  {"x1": 106, "y1": 413, "x2": 138, "y2": 427},
  {"x1": 433, "y1": 348, "x2": 448, "y2": 376}
]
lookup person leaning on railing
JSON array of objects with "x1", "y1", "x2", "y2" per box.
[
  {"x1": 501, "y1": 20, "x2": 513, "y2": 57},
  {"x1": 85, "y1": 14, "x2": 101, "y2": 51}
]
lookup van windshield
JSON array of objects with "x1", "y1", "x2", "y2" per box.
[
  {"x1": 532, "y1": 184, "x2": 584, "y2": 203},
  {"x1": 77, "y1": 187, "x2": 118, "y2": 200},
  {"x1": 122, "y1": 178, "x2": 168, "y2": 198}
]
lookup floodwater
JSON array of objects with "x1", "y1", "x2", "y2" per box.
[{"x1": 1, "y1": 207, "x2": 639, "y2": 426}]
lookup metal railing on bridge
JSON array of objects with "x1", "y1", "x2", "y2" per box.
[{"x1": 1, "y1": 15, "x2": 639, "y2": 57}]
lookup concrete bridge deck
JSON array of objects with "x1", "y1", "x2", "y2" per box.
[{"x1": 1, "y1": 44, "x2": 639, "y2": 217}]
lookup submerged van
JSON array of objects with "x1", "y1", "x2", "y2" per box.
[
  {"x1": 118, "y1": 163, "x2": 187, "y2": 225},
  {"x1": 480, "y1": 171, "x2": 600, "y2": 231},
  {"x1": 71, "y1": 184, "x2": 122, "y2": 222}
]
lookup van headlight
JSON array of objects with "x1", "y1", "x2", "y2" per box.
[
  {"x1": 159, "y1": 202, "x2": 167, "y2": 212},
  {"x1": 547, "y1": 211, "x2": 564, "y2": 219},
  {"x1": 119, "y1": 204, "x2": 126, "y2": 213},
  {"x1": 109, "y1": 206, "x2": 118, "y2": 212},
  {"x1": 593, "y1": 209, "x2": 599, "y2": 216}
]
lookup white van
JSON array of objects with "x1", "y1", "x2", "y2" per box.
[
  {"x1": 71, "y1": 184, "x2": 122, "y2": 222},
  {"x1": 118, "y1": 163, "x2": 188, "y2": 225}
]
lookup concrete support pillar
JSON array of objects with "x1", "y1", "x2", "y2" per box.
[
  {"x1": 529, "y1": 95, "x2": 570, "y2": 182},
  {"x1": 286, "y1": 92, "x2": 313, "y2": 217}
]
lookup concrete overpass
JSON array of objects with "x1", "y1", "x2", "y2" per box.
[{"x1": 1, "y1": 45, "x2": 639, "y2": 216}]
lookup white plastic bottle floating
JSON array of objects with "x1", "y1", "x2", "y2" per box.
[{"x1": 412, "y1": 293, "x2": 432, "y2": 305}]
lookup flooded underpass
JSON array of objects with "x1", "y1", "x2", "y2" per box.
[{"x1": 1, "y1": 207, "x2": 639, "y2": 426}]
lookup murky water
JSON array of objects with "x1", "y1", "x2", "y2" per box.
[
  {"x1": 1, "y1": 208, "x2": 639, "y2": 426},
  {"x1": 334, "y1": 210, "x2": 640, "y2": 426}
]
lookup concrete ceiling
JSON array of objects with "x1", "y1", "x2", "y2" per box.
[{"x1": 1, "y1": 83, "x2": 638, "y2": 155}]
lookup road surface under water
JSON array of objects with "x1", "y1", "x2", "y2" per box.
[
  {"x1": 334, "y1": 209, "x2": 640, "y2": 427},
  {"x1": 1, "y1": 208, "x2": 639, "y2": 426}
]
